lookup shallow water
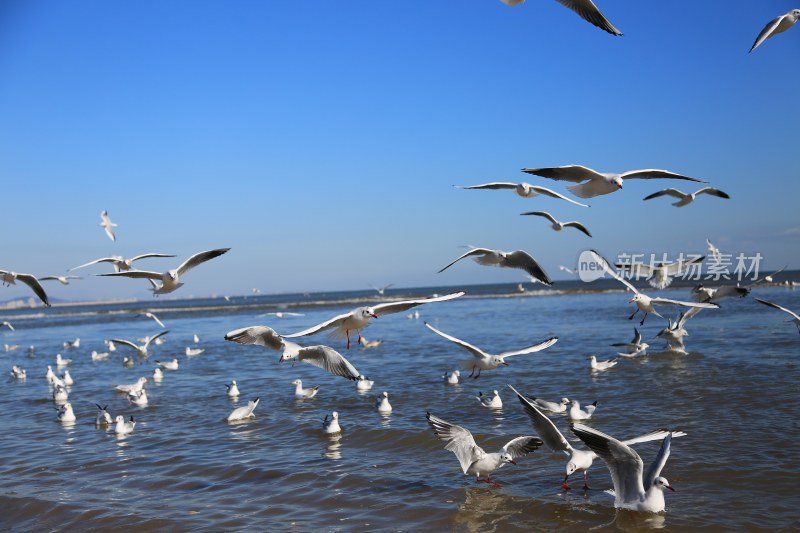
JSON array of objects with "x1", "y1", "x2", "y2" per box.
[{"x1": 1, "y1": 282, "x2": 799, "y2": 531}]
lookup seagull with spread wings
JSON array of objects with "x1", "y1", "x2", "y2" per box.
[
  {"x1": 111, "y1": 330, "x2": 169, "y2": 358},
  {"x1": 0, "y1": 270, "x2": 50, "y2": 306},
  {"x1": 70, "y1": 253, "x2": 176, "y2": 273},
  {"x1": 749, "y1": 9, "x2": 800, "y2": 53},
  {"x1": 99, "y1": 210, "x2": 118, "y2": 241},
  {"x1": 439, "y1": 247, "x2": 552, "y2": 285},
  {"x1": 755, "y1": 298, "x2": 800, "y2": 334},
  {"x1": 455, "y1": 182, "x2": 589, "y2": 207},
  {"x1": 521, "y1": 211, "x2": 592, "y2": 237},
  {"x1": 643, "y1": 187, "x2": 729, "y2": 207},
  {"x1": 500, "y1": 0, "x2": 623, "y2": 36}
]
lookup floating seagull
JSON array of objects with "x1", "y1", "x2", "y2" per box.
[
  {"x1": 224, "y1": 325, "x2": 361, "y2": 380},
  {"x1": 369, "y1": 283, "x2": 394, "y2": 296},
  {"x1": 615, "y1": 255, "x2": 705, "y2": 290},
  {"x1": 98, "y1": 248, "x2": 231, "y2": 295},
  {"x1": 455, "y1": 182, "x2": 589, "y2": 207},
  {"x1": 193, "y1": 334, "x2": 200, "y2": 344},
  {"x1": 568, "y1": 399, "x2": 598, "y2": 420},
  {"x1": 122, "y1": 356, "x2": 135, "y2": 368},
  {"x1": 4, "y1": 344, "x2": 18, "y2": 352},
  {"x1": 56, "y1": 402, "x2": 76, "y2": 423},
  {"x1": 226, "y1": 380, "x2": 240, "y2": 397},
  {"x1": 1, "y1": 321, "x2": 14, "y2": 331},
  {"x1": 500, "y1": 0, "x2": 622, "y2": 36},
  {"x1": 112, "y1": 331, "x2": 169, "y2": 358},
  {"x1": 442, "y1": 369, "x2": 461, "y2": 384},
  {"x1": 291, "y1": 379, "x2": 319, "y2": 399},
  {"x1": 128, "y1": 389, "x2": 149, "y2": 406},
  {"x1": 99, "y1": 210, "x2": 117, "y2": 241},
  {"x1": 40, "y1": 275, "x2": 82, "y2": 285},
  {"x1": 750, "y1": 9, "x2": 800, "y2": 53},
  {"x1": 284, "y1": 292, "x2": 465, "y2": 349},
  {"x1": 439, "y1": 248, "x2": 552, "y2": 285},
  {"x1": 55, "y1": 354, "x2": 72, "y2": 367},
  {"x1": 95, "y1": 404, "x2": 112, "y2": 426},
  {"x1": 227, "y1": 398, "x2": 260, "y2": 422},
  {"x1": 521, "y1": 211, "x2": 592, "y2": 237},
  {"x1": 356, "y1": 375, "x2": 374, "y2": 391},
  {"x1": 375, "y1": 391, "x2": 392, "y2": 413},
  {"x1": 11, "y1": 365, "x2": 26, "y2": 379},
  {"x1": 105, "y1": 340, "x2": 117, "y2": 352},
  {"x1": 706, "y1": 239, "x2": 722, "y2": 265},
  {"x1": 510, "y1": 385, "x2": 684, "y2": 491},
  {"x1": 0, "y1": 270, "x2": 50, "y2": 306},
  {"x1": 140, "y1": 312, "x2": 166, "y2": 328},
  {"x1": 589, "y1": 250, "x2": 718, "y2": 325},
  {"x1": 589, "y1": 355, "x2": 618, "y2": 371},
  {"x1": 426, "y1": 412, "x2": 542, "y2": 487},
  {"x1": 155, "y1": 358, "x2": 179, "y2": 370},
  {"x1": 61, "y1": 369, "x2": 74, "y2": 386},
  {"x1": 530, "y1": 396, "x2": 570, "y2": 413},
  {"x1": 152, "y1": 367, "x2": 164, "y2": 381},
  {"x1": 571, "y1": 424, "x2": 675, "y2": 512},
  {"x1": 45, "y1": 365, "x2": 57, "y2": 383},
  {"x1": 358, "y1": 337, "x2": 383, "y2": 349},
  {"x1": 610, "y1": 328, "x2": 649, "y2": 357},
  {"x1": 322, "y1": 411, "x2": 341, "y2": 434},
  {"x1": 521, "y1": 165, "x2": 705, "y2": 199},
  {"x1": 52, "y1": 384, "x2": 69, "y2": 402},
  {"x1": 755, "y1": 298, "x2": 800, "y2": 333},
  {"x1": 643, "y1": 187, "x2": 729, "y2": 207},
  {"x1": 63, "y1": 338, "x2": 80, "y2": 349},
  {"x1": 185, "y1": 347, "x2": 205, "y2": 357},
  {"x1": 477, "y1": 390, "x2": 503, "y2": 409},
  {"x1": 115, "y1": 415, "x2": 136, "y2": 435},
  {"x1": 424, "y1": 322, "x2": 558, "y2": 378},
  {"x1": 115, "y1": 376, "x2": 148, "y2": 394},
  {"x1": 70, "y1": 253, "x2": 176, "y2": 273}
]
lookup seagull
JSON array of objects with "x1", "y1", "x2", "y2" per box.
[
  {"x1": 521, "y1": 211, "x2": 592, "y2": 237},
  {"x1": 426, "y1": 412, "x2": 542, "y2": 487},
  {"x1": 185, "y1": 347, "x2": 205, "y2": 357},
  {"x1": 56, "y1": 402, "x2": 76, "y2": 423},
  {"x1": 589, "y1": 355, "x2": 618, "y2": 371},
  {"x1": 615, "y1": 255, "x2": 705, "y2": 290},
  {"x1": 454, "y1": 182, "x2": 589, "y2": 207},
  {"x1": 70, "y1": 253, "x2": 176, "y2": 273},
  {"x1": 105, "y1": 339, "x2": 117, "y2": 352},
  {"x1": 53, "y1": 384, "x2": 69, "y2": 402},
  {"x1": 559, "y1": 265, "x2": 576, "y2": 275},
  {"x1": 152, "y1": 367, "x2": 164, "y2": 381},
  {"x1": 356, "y1": 375, "x2": 374, "y2": 391},
  {"x1": 0, "y1": 270, "x2": 50, "y2": 306},
  {"x1": 4, "y1": 343, "x2": 19, "y2": 352},
  {"x1": 155, "y1": 358, "x2": 179, "y2": 370},
  {"x1": 358, "y1": 337, "x2": 383, "y2": 349},
  {"x1": 115, "y1": 376, "x2": 148, "y2": 394},
  {"x1": 1, "y1": 321, "x2": 14, "y2": 331},
  {"x1": 589, "y1": 250, "x2": 718, "y2": 325},
  {"x1": 369, "y1": 283, "x2": 395, "y2": 296},
  {"x1": 193, "y1": 334, "x2": 200, "y2": 344},
  {"x1": 284, "y1": 292, "x2": 465, "y2": 349},
  {"x1": 61, "y1": 369, "x2": 74, "y2": 386},
  {"x1": 571, "y1": 423, "x2": 675, "y2": 512},
  {"x1": 509, "y1": 385, "x2": 684, "y2": 490},
  {"x1": 141, "y1": 312, "x2": 166, "y2": 328},
  {"x1": 224, "y1": 325, "x2": 361, "y2": 380},
  {"x1": 100, "y1": 210, "x2": 117, "y2": 241},
  {"x1": 227, "y1": 398, "x2": 260, "y2": 422},
  {"x1": 95, "y1": 404, "x2": 112, "y2": 426},
  {"x1": 63, "y1": 338, "x2": 80, "y2": 349},
  {"x1": 500, "y1": 0, "x2": 622, "y2": 36},
  {"x1": 691, "y1": 266, "x2": 785, "y2": 304},
  {"x1": 643, "y1": 187, "x2": 729, "y2": 207},
  {"x1": 226, "y1": 380, "x2": 240, "y2": 397},
  {"x1": 261, "y1": 311, "x2": 305, "y2": 318},
  {"x1": 114, "y1": 415, "x2": 136, "y2": 435},
  {"x1": 90, "y1": 350, "x2": 109, "y2": 362},
  {"x1": 439, "y1": 248, "x2": 552, "y2": 285},
  {"x1": 424, "y1": 322, "x2": 558, "y2": 378},
  {"x1": 375, "y1": 391, "x2": 393, "y2": 413},
  {"x1": 442, "y1": 369, "x2": 461, "y2": 384},
  {"x1": 291, "y1": 379, "x2": 320, "y2": 399},
  {"x1": 476, "y1": 390, "x2": 503, "y2": 409},
  {"x1": 11, "y1": 365, "x2": 26, "y2": 379},
  {"x1": 521, "y1": 165, "x2": 706, "y2": 199},
  {"x1": 755, "y1": 298, "x2": 800, "y2": 333},
  {"x1": 322, "y1": 411, "x2": 341, "y2": 434},
  {"x1": 45, "y1": 365, "x2": 57, "y2": 383},
  {"x1": 750, "y1": 9, "x2": 800, "y2": 53},
  {"x1": 55, "y1": 354, "x2": 72, "y2": 367},
  {"x1": 529, "y1": 396, "x2": 570, "y2": 413},
  {"x1": 98, "y1": 248, "x2": 231, "y2": 295},
  {"x1": 128, "y1": 389, "x2": 149, "y2": 406},
  {"x1": 122, "y1": 356, "x2": 135, "y2": 368},
  {"x1": 706, "y1": 239, "x2": 722, "y2": 265},
  {"x1": 40, "y1": 275, "x2": 82, "y2": 285},
  {"x1": 112, "y1": 331, "x2": 169, "y2": 358},
  {"x1": 610, "y1": 328, "x2": 649, "y2": 357},
  {"x1": 568, "y1": 399, "x2": 598, "y2": 420}
]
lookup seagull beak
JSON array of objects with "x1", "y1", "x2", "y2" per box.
[
  {"x1": 278, "y1": 356, "x2": 284, "y2": 363},
  {"x1": 666, "y1": 485, "x2": 675, "y2": 492},
  {"x1": 628, "y1": 298, "x2": 635, "y2": 303},
  {"x1": 370, "y1": 313, "x2": 378, "y2": 319},
  {"x1": 508, "y1": 459, "x2": 517, "y2": 465},
  {"x1": 502, "y1": 362, "x2": 509, "y2": 366}
]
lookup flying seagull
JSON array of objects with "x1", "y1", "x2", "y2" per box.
[
  {"x1": 40, "y1": 275, "x2": 82, "y2": 285},
  {"x1": 70, "y1": 253, "x2": 176, "y2": 273},
  {"x1": 0, "y1": 270, "x2": 50, "y2": 306},
  {"x1": 521, "y1": 165, "x2": 706, "y2": 199},
  {"x1": 750, "y1": 9, "x2": 800, "y2": 53},
  {"x1": 615, "y1": 254, "x2": 705, "y2": 290},
  {"x1": 100, "y1": 210, "x2": 118, "y2": 241},
  {"x1": 521, "y1": 211, "x2": 592, "y2": 237},
  {"x1": 642, "y1": 187, "x2": 729, "y2": 207},
  {"x1": 439, "y1": 247, "x2": 552, "y2": 285},
  {"x1": 500, "y1": 0, "x2": 622, "y2": 36},
  {"x1": 111, "y1": 330, "x2": 169, "y2": 357},
  {"x1": 455, "y1": 182, "x2": 589, "y2": 207},
  {"x1": 755, "y1": 298, "x2": 800, "y2": 334}
]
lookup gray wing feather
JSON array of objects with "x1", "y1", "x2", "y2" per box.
[
  {"x1": 297, "y1": 345, "x2": 360, "y2": 380},
  {"x1": 176, "y1": 248, "x2": 230, "y2": 276},
  {"x1": 426, "y1": 413, "x2": 483, "y2": 475},
  {"x1": 504, "y1": 250, "x2": 552, "y2": 285},
  {"x1": 455, "y1": 182, "x2": 517, "y2": 190},
  {"x1": 438, "y1": 248, "x2": 495, "y2": 273},
  {"x1": 556, "y1": 0, "x2": 622, "y2": 36},
  {"x1": 425, "y1": 322, "x2": 488, "y2": 359},
  {"x1": 224, "y1": 325, "x2": 285, "y2": 350},
  {"x1": 498, "y1": 336, "x2": 558, "y2": 358},
  {"x1": 643, "y1": 433, "x2": 673, "y2": 489},
  {"x1": 502, "y1": 436, "x2": 543, "y2": 459},
  {"x1": 16, "y1": 274, "x2": 50, "y2": 306},
  {"x1": 521, "y1": 165, "x2": 604, "y2": 183},
  {"x1": 372, "y1": 292, "x2": 465, "y2": 316},
  {"x1": 508, "y1": 385, "x2": 572, "y2": 455},
  {"x1": 98, "y1": 270, "x2": 163, "y2": 280},
  {"x1": 750, "y1": 14, "x2": 784, "y2": 53},
  {"x1": 620, "y1": 169, "x2": 706, "y2": 183}
]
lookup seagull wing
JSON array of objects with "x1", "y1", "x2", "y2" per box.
[
  {"x1": 176, "y1": 248, "x2": 230, "y2": 276},
  {"x1": 503, "y1": 250, "x2": 552, "y2": 285},
  {"x1": 622, "y1": 429, "x2": 686, "y2": 446},
  {"x1": 521, "y1": 211, "x2": 557, "y2": 224},
  {"x1": 283, "y1": 312, "x2": 353, "y2": 338},
  {"x1": 589, "y1": 250, "x2": 638, "y2": 294},
  {"x1": 527, "y1": 185, "x2": 590, "y2": 207},
  {"x1": 642, "y1": 188, "x2": 686, "y2": 201},
  {"x1": 694, "y1": 187, "x2": 730, "y2": 199},
  {"x1": 620, "y1": 169, "x2": 706, "y2": 183},
  {"x1": 498, "y1": 336, "x2": 558, "y2": 358},
  {"x1": 424, "y1": 322, "x2": 489, "y2": 360},
  {"x1": 69, "y1": 257, "x2": 119, "y2": 271},
  {"x1": 145, "y1": 312, "x2": 165, "y2": 328},
  {"x1": 650, "y1": 297, "x2": 719, "y2": 309},
  {"x1": 755, "y1": 298, "x2": 800, "y2": 321},
  {"x1": 750, "y1": 13, "x2": 786, "y2": 53},
  {"x1": 426, "y1": 413, "x2": 483, "y2": 475},
  {"x1": 663, "y1": 255, "x2": 705, "y2": 276},
  {"x1": 224, "y1": 325, "x2": 285, "y2": 350},
  {"x1": 556, "y1": 0, "x2": 622, "y2": 36},
  {"x1": 110, "y1": 338, "x2": 141, "y2": 352},
  {"x1": 521, "y1": 164, "x2": 604, "y2": 183},
  {"x1": 438, "y1": 248, "x2": 495, "y2": 273},
  {"x1": 502, "y1": 436, "x2": 543, "y2": 459},
  {"x1": 508, "y1": 385, "x2": 573, "y2": 455},
  {"x1": 643, "y1": 432, "x2": 673, "y2": 490},
  {"x1": 676, "y1": 306, "x2": 703, "y2": 329},
  {"x1": 129, "y1": 253, "x2": 177, "y2": 262},
  {"x1": 98, "y1": 270, "x2": 163, "y2": 280},
  {"x1": 143, "y1": 330, "x2": 169, "y2": 349},
  {"x1": 16, "y1": 274, "x2": 50, "y2": 306},
  {"x1": 752, "y1": 265, "x2": 787, "y2": 286},
  {"x1": 563, "y1": 221, "x2": 592, "y2": 237},
  {"x1": 372, "y1": 292, "x2": 465, "y2": 316},
  {"x1": 455, "y1": 182, "x2": 517, "y2": 190},
  {"x1": 297, "y1": 345, "x2": 360, "y2": 380}
]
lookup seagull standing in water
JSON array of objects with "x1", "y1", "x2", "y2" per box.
[
  {"x1": 522, "y1": 165, "x2": 706, "y2": 199},
  {"x1": 439, "y1": 248, "x2": 552, "y2": 285},
  {"x1": 322, "y1": 411, "x2": 342, "y2": 435},
  {"x1": 424, "y1": 322, "x2": 558, "y2": 378},
  {"x1": 226, "y1": 380, "x2": 240, "y2": 397},
  {"x1": 454, "y1": 182, "x2": 589, "y2": 207},
  {"x1": 426, "y1": 412, "x2": 542, "y2": 487},
  {"x1": 100, "y1": 210, "x2": 117, "y2": 241},
  {"x1": 0, "y1": 270, "x2": 50, "y2": 306},
  {"x1": 375, "y1": 391, "x2": 392, "y2": 413},
  {"x1": 284, "y1": 292, "x2": 464, "y2": 349},
  {"x1": 749, "y1": 9, "x2": 800, "y2": 53}
]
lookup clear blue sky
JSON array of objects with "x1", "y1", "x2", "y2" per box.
[{"x1": 1, "y1": 1, "x2": 798, "y2": 301}]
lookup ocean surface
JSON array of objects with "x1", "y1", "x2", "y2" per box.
[{"x1": 1, "y1": 278, "x2": 799, "y2": 532}]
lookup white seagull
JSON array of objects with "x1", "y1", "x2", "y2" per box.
[
  {"x1": 369, "y1": 283, "x2": 395, "y2": 296},
  {"x1": 95, "y1": 404, "x2": 112, "y2": 426},
  {"x1": 442, "y1": 369, "x2": 461, "y2": 384},
  {"x1": 521, "y1": 165, "x2": 706, "y2": 199},
  {"x1": 455, "y1": 182, "x2": 589, "y2": 207},
  {"x1": 643, "y1": 187, "x2": 730, "y2": 207},
  {"x1": 114, "y1": 415, "x2": 136, "y2": 435},
  {"x1": 476, "y1": 390, "x2": 503, "y2": 409},
  {"x1": 706, "y1": 239, "x2": 722, "y2": 265},
  {"x1": 11, "y1": 365, "x2": 26, "y2": 379},
  {"x1": 322, "y1": 411, "x2": 341, "y2": 434},
  {"x1": 61, "y1": 369, "x2": 74, "y2": 386},
  {"x1": 0, "y1": 270, "x2": 50, "y2": 306},
  {"x1": 227, "y1": 398, "x2": 260, "y2": 422},
  {"x1": 750, "y1": 9, "x2": 800, "y2": 53},
  {"x1": 615, "y1": 254, "x2": 705, "y2": 290},
  {"x1": 1, "y1": 321, "x2": 14, "y2": 331},
  {"x1": 261, "y1": 311, "x2": 305, "y2": 318},
  {"x1": 500, "y1": 0, "x2": 622, "y2": 35},
  {"x1": 755, "y1": 298, "x2": 800, "y2": 333},
  {"x1": 98, "y1": 248, "x2": 231, "y2": 295},
  {"x1": 155, "y1": 358, "x2": 179, "y2": 371},
  {"x1": 284, "y1": 292, "x2": 465, "y2": 349},
  {"x1": 655, "y1": 306, "x2": 703, "y2": 351},
  {"x1": 439, "y1": 248, "x2": 552, "y2": 285},
  {"x1": 70, "y1": 253, "x2": 176, "y2": 273},
  {"x1": 375, "y1": 391, "x2": 392, "y2": 413},
  {"x1": 115, "y1": 376, "x2": 148, "y2": 394},
  {"x1": 52, "y1": 384, "x2": 69, "y2": 402},
  {"x1": 55, "y1": 354, "x2": 72, "y2": 367},
  {"x1": 224, "y1": 325, "x2": 361, "y2": 380},
  {"x1": 56, "y1": 402, "x2": 76, "y2": 423},
  {"x1": 185, "y1": 347, "x2": 205, "y2": 357},
  {"x1": 226, "y1": 380, "x2": 240, "y2": 397},
  {"x1": 358, "y1": 337, "x2": 383, "y2": 349},
  {"x1": 128, "y1": 389, "x2": 149, "y2": 406},
  {"x1": 424, "y1": 322, "x2": 558, "y2": 378},
  {"x1": 100, "y1": 210, "x2": 118, "y2": 241},
  {"x1": 40, "y1": 275, "x2": 82, "y2": 285},
  {"x1": 291, "y1": 379, "x2": 319, "y2": 399},
  {"x1": 152, "y1": 367, "x2": 164, "y2": 381},
  {"x1": 91, "y1": 350, "x2": 110, "y2": 361},
  {"x1": 568, "y1": 399, "x2": 598, "y2": 420},
  {"x1": 610, "y1": 327, "x2": 649, "y2": 357},
  {"x1": 589, "y1": 250, "x2": 718, "y2": 325},
  {"x1": 141, "y1": 312, "x2": 166, "y2": 328},
  {"x1": 112, "y1": 331, "x2": 169, "y2": 358},
  {"x1": 529, "y1": 396, "x2": 570, "y2": 413},
  {"x1": 571, "y1": 423, "x2": 676, "y2": 512},
  {"x1": 426, "y1": 412, "x2": 542, "y2": 487},
  {"x1": 356, "y1": 375, "x2": 374, "y2": 391},
  {"x1": 589, "y1": 355, "x2": 618, "y2": 371},
  {"x1": 521, "y1": 211, "x2": 592, "y2": 237}
]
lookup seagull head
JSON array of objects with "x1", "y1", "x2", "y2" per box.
[
  {"x1": 654, "y1": 476, "x2": 675, "y2": 492},
  {"x1": 492, "y1": 355, "x2": 509, "y2": 367},
  {"x1": 500, "y1": 452, "x2": 517, "y2": 465},
  {"x1": 613, "y1": 176, "x2": 623, "y2": 189},
  {"x1": 565, "y1": 461, "x2": 578, "y2": 477}
]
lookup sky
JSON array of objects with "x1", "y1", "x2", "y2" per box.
[{"x1": 0, "y1": 1, "x2": 798, "y2": 302}]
